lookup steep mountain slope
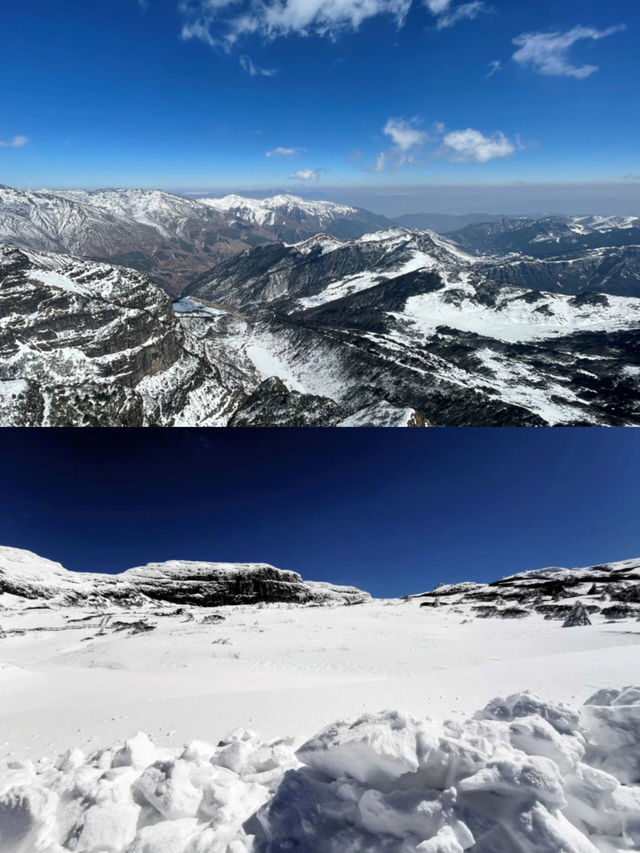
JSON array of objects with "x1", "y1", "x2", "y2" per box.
[
  {"x1": 0, "y1": 186, "x2": 392, "y2": 294},
  {"x1": 0, "y1": 243, "x2": 227, "y2": 425},
  {"x1": 0, "y1": 545, "x2": 370, "y2": 606},
  {"x1": 415, "y1": 557, "x2": 640, "y2": 621}
]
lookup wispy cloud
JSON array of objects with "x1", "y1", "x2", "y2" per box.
[
  {"x1": 434, "y1": 1, "x2": 488, "y2": 30},
  {"x1": 290, "y1": 168, "x2": 324, "y2": 181},
  {"x1": 371, "y1": 118, "x2": 520, "y2": 170},
  {"x1": 179, "y1": 0, "x2": 484, "y2": 49},
  {"x1": 486, "y1": 59, "x2": 501, "y2": 77},
  {"x1": 0, "y1": 135, "x2": 29, "y2": 149},
  {"x1": 266, "y1": 146, "x2": 305, "y2": 157},
  {"x1": 512, "y1": 24, "x2": 625, "y2": 79},
  {"x1": 240, "y1": 55, "x2": 277, "y2": 76}
]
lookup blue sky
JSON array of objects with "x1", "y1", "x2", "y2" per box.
[
  {"x1": 1, "y1": 0, "x2": 638, "y2": 211},
  {"x1": 1, "y1": 429, "x2": 639, "y2": 597}
]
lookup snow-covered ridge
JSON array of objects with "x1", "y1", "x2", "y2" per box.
[
  {"x1": 199, "y1": 192, "x2": 359, "y2": 226},
  {"x1": 2, "y1": 687, "x2": 638, "y2": 852},
  {"x1": 416, "y1": 556, "x2": 640, "y2": 622},
  {"x1": 0, "y1": 546, "x2": 370, "y2": 607}
]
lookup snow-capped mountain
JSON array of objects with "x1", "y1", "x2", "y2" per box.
[
  {"x1": 0, "y1": 545, "x2": 369, "y2": 606},
  {"x1": 0, "y1": 186, "x2": 392, "y2": 294},
  {"x1": 415, "y1": 557, "x2": 640, "y2": 621},
  {"x1": 198, "y1": 192, "x2": 391, "y2": 240}
]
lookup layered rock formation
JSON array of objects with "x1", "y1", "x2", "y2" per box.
[
  {"x1": 0, "y1": 546, "x2": 370, "y2": 607},
  {"x1": 415, "y1": 557, "x2": 640, "y2": 621}
]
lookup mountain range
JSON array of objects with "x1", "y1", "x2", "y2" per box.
[
  {"x1": 2, "y1": 545, "x2": 638, "y2": 624},
  {"x1": 0, "y1": 186, "x2": 390, "y2": 295},
  {"x1": 1, "y1": 186, "x2": 639, "y2": 426}
]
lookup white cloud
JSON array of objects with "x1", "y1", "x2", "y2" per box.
[
  {"x1": 291, "y1": 168, "x2": 323, "y2": 181},
  {"x1": 435, "y1": 1, "x2": 487, "y2": 30},
  {"x1": 424, "y1": 0, "x2": 451, "y2": 12},
  {"x1": 181, "y1": 0, "x2": 412, "y2": 48},
  {"x1": 512, "y1": 24, "x2": 625, "y2": 79},
  {"x1": 486, "y1": 59, "x2": 501, "y2": 77},
  {"x1": 0, "y1": 135, "x2": 29, "y2": 148},
  {"x1": 384, "y1": 117, "x2": 428, "y2": 152},
  {"x1": 266, "y1": 146, "x2": 305, "y2": 157},
  {"x1": 179, "y1": 0, "x2": 485, "y2": 48},
  {"x1": 240, "y1": 55, "x2": 277, "y2": 76},
  {"x1": 441, "y1": 128, "x2": 515, "y2": 161},
  {"x1": 370, "y1": 119, "x2": 519, "y2": 170},
  {"x1": 372, "y1": 118, "x2": 439, "y2": 170}
]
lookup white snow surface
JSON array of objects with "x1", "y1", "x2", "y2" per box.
[{"x1": 396, "y1": 282, "x2": 640, "y2": 344}]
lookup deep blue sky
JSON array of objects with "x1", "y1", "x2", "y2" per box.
[
  {"x1": 0, "y1": 429, "x2": 639, "y2": 597},
  {"x1": 1, "y1": 0, "x2": 639, "y2": 209}
]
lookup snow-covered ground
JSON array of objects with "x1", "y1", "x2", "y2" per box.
[
  {"x1": 1, "y1": 597, "x2": 639, "y2": 851},
  {"x1": 1, "y1": 598, "x2": 638, "y2": 762},
  {"x1": 1, "y1": 595, "x2": 639, "y2": 851}
]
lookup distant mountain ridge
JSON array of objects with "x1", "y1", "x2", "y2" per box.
[{"x1": 394, "y1": 212, "x2": 505, "y2": 233}]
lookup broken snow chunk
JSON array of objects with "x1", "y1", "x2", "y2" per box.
[
  {"x1": 458, "y1": 754, "x2": 567, "y2": 811},
  {"x1": 112, "y1": 732, "x2": 158, "y2": 769},
  {"x1": 475, "y1": 693, "x2": 580, "y2": 735},
  {"x1": 134, "y1": 759, "x2": 202, "y2": 820},
  {"x1": 296, "y1": 710, "x2": 435, "y2": 788}
]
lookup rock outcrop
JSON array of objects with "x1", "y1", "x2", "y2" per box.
[
  {"x1": 415, "y1": 558, "x2": 640, "y2": 622},
  {"x1": 0, "y1": 546, "x2": 370, "y2": 608},
  {"x1": 562, "y1": 602, "x2": 592, "y2": 627}
]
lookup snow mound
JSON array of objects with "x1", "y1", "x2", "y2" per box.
[{"x1": 1, "y1": 689, "x2": 638, "y2": 852}]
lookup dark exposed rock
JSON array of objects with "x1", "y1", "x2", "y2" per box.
[
  {"x1": 601, "y1": 604, "x2": 639, "y2": 620},
  {"x1": 497, "y1": 607, "x2": 530, "y2": 619},
  {"x1": 473, "y1": 606, "x2": 500, "y2": 619},
  {"x1": 228, "y1": 377, "x2": 345, "y2": 426},
  {"x1": 562, "y1": 603, "x2": 592, "y2": 627}
]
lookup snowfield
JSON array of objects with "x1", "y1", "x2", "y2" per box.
[{"x1": 1, "y1": 597, "x2": 640, "y2": 851}]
